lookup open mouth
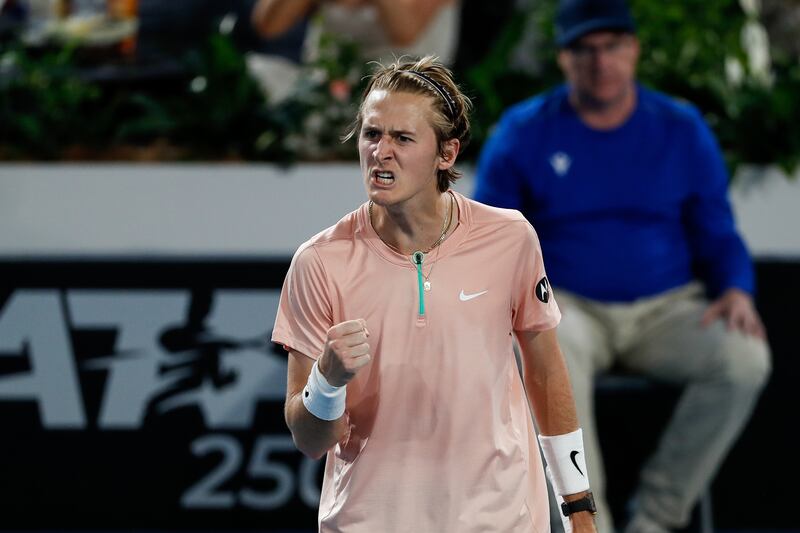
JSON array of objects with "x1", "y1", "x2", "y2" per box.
[{"x1": 373, "y1": 170, "x2": 395, "y2": 185}]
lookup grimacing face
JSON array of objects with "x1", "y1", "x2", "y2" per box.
[
  {"x1": 358, "y1": 89, "x2": 457, "y2": 209},
  {"x1": 558, "y1": 31, "x2": 640, "y2": 110}
]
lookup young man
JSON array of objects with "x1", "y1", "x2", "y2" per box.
[
  {"x1": 473, "y1": 1, "x2": 771, "y2": 532},
  {"x1": 273, "y1": 56, "x2": 597, "y2": 532}
]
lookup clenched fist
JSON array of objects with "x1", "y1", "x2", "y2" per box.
[{"x1": 318, "y1": 319, "x2": 371, "y2": 387}]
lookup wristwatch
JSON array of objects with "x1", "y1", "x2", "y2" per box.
[{"x1": 561, "y1": 492, "x2": 597, "y2": 517}]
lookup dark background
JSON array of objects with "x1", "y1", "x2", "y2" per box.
[{"x1": 0, "y1": 259, "x2": 796, "y2": 531}]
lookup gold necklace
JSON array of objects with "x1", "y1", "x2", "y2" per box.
[
  {"x1": 369, "y1": 191, "x2": 454, "y2": 291},
  {"x1": 418, "y1": 192, "x2": 453, "y2": 290}
]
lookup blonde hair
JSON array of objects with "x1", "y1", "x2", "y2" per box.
[{"x1": 343, "y1": 56, "x2": 472, "y2": 192}]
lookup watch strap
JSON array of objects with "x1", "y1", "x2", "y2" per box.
[{"x1": 561, "y1": 492, "x2": 597, "y2": 516}]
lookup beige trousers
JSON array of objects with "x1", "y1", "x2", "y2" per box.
[{"x1": 547, "y1": 283, "x2": 771, "y2": 533}]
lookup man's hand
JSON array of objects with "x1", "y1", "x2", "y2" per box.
[
  {"x1": 701, "y1": 288, "x2": 766, "y2": 339},
  {"x1": 318, "y1": 319, "x2": 371, "y2": 387}
]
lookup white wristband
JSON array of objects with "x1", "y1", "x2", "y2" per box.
[
  {"x1": 302, "y1": 360, "x2": 346, "y2": 421},
  {"x1": 538, "y1": 428, "x2": 590, "y2": 495}
]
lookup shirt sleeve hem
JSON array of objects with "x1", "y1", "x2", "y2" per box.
[
  {"x1": 513, "y1": 315, "x2": 561, "y2": 333},
  {"x1": 270, "y1": 332, "x2": 321, "y2": 361}
]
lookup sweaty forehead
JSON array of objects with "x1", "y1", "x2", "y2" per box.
[{"x1": 362, "y1": 89, "x2": 437, "y2": 125}]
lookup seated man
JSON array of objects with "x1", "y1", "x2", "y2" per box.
[{"x1": 473, "y1": 1, "x2": 771, "y2": 532}]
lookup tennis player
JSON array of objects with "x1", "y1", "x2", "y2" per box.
[{"x1": 272, "y1": 56, "x2": 597, "y2": 533}]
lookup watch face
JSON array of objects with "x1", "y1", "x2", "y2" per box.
[{"x1": 585, "y1": 492, "x2": 597, "y2": 513}]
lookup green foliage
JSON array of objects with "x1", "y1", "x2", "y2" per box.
[
  {"x1": 113, "y1": 32, "x2": 274, "y2": 159},
  {"x1": 0, "y1": 44, "x2": 101, "y2": 159},
  {"x1": 269, "y1": 32, "x2": 370, "y2": 161},
  {"x1": 462, "y1": 12, "x2": 533, "y2": 160},
  {"x1": 717, "y1": 60, "x2": 800, "y2": 173},
  {"x1": 2, "y1": 3, "x2": 798, "y2": 175},
  {"x1": 633, "y1": 0, "x2": 745, "y2": 86},
  {"x1": 0, "y1": 26, "x2": 368, "y2": 161},
  {"x1": 631, "y1": 0, "x2": 800, "y2": 174}
]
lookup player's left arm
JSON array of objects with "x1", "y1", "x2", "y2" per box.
[
  {"x1": 516, "y1": 327, "x2": 577, "y2": 435},
  {"x1": 517, "y1": 327, "x2": 597, "y2": 532}
]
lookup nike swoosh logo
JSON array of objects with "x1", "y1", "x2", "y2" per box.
[
  {"x1": 459, "y1": 289, "x2": 488, "y2": 302},
  {"x1": 570, "y1": 450, "x2": 584, "y2": 476}
]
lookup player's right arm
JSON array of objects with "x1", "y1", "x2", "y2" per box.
[
  {"x1": 285, "y1": 319, "x2": 371, "y2": 459},
  {"x1": 285, "y1": 351, "x2": 347, "y2": 459}
]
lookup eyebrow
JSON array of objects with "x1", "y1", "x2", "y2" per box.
[{"x1": 362, "y1": 125, "x2": 416, "y2": 136}]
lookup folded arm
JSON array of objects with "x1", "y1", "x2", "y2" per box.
[
  {"x1": 371, "y1": 0, "x2": 455, "y2": 46},
  {"x1": 251, "y1": 0, "x2": 316, "y2": 38}
]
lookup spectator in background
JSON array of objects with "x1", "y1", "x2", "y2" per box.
[
  {"x1": 251, "y1": 0, "x2": 460, "y2": 65},
  {"x1": 473, "y1": 0, "x2": 771, "y2": 532},
  {"x1": 248, "y1": 0, "x2": 460, "y2": 103}
]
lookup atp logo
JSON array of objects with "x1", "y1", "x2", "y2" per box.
[{"x1": 0, "y1": 289, "x2": 287, "y2": 430}]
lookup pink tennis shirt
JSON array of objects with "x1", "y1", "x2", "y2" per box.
[{"x1": 273, "y1": 191, "x2": 561, "y2": 533}]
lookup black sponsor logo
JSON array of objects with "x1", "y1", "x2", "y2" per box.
[
  {"x1": 536, "y1": 277, "x2": 550, "y2": 303},
  {"x1": 570, "y1": 450, "x2": 584, "y2": 476}
]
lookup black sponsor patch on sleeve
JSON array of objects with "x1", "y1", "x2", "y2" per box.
[{"x1": 536, "y1": 276, "x2": 550, "y2": 303}]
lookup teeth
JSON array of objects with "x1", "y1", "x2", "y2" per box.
[{"x1": 375, "y1": 171, "x2": 394, "y2": 185}]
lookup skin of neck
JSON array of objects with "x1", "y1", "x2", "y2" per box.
[{"x1": 373, "y1": 189, "x2": 452, "y2": 255}]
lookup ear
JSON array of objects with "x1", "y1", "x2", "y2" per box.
[
  {"x1": 630, "y1": 36, "x2": 641, "y2": 63},
  {"x1": 557, "y1": 49, "x2": 570, "y2": 74},
  {"x1": 438, "y1": 138, "x2": 460, "y2": 170}
]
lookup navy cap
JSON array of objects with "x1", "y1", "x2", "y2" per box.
[{"x1": 555, "y1": 0, "x2": 636, "y2": 47}]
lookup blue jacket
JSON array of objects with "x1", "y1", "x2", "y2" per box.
[{"x1": 473, "y1": 84, "x2": 753, "y2": 302}]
